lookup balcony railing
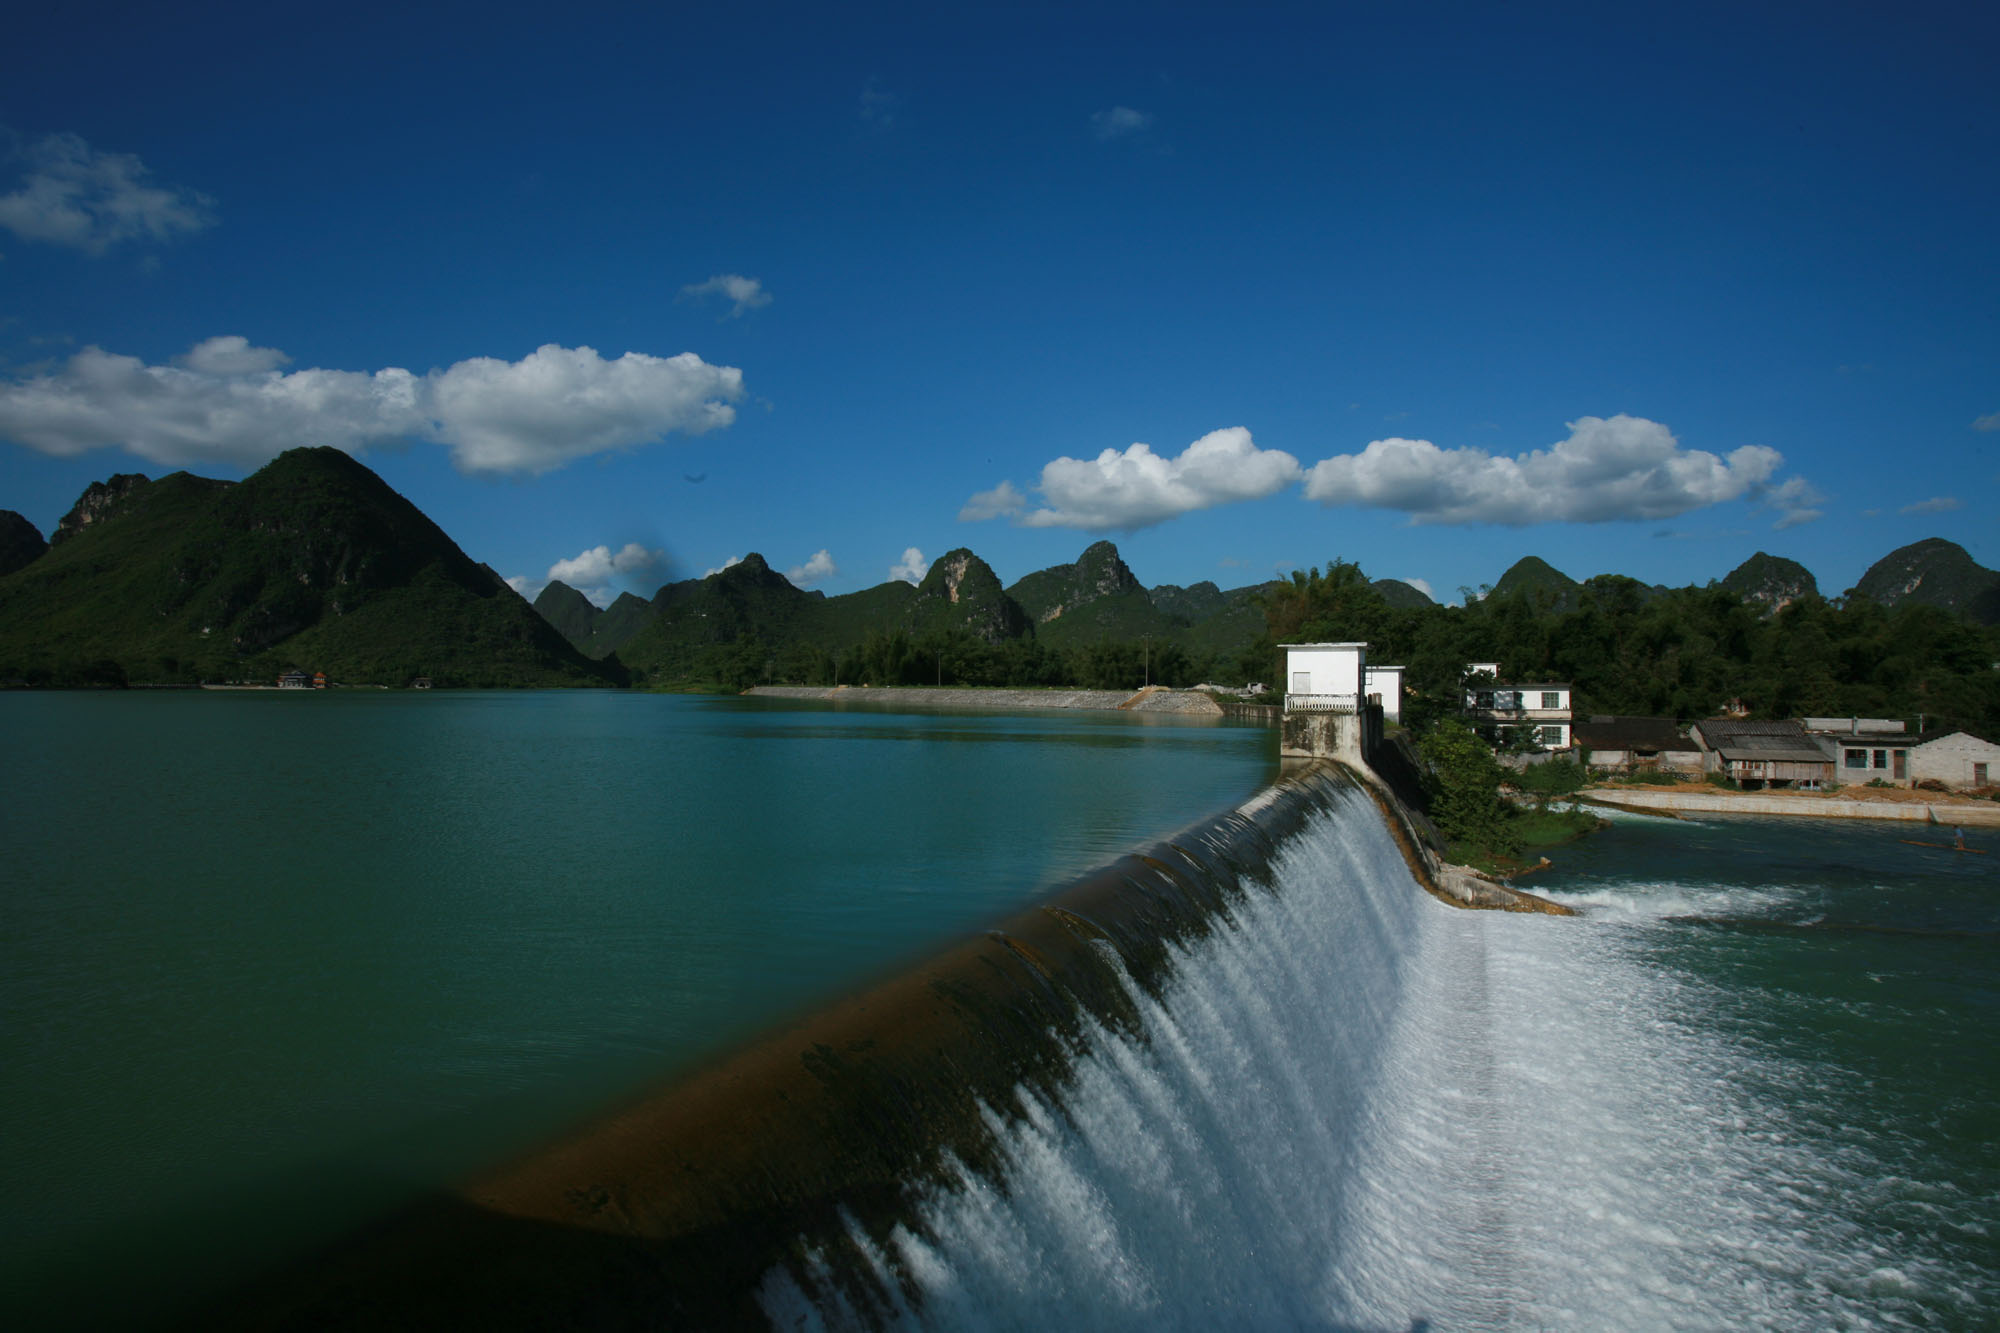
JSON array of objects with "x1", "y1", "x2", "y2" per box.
[
  {"x1": 1465, "y1": 706, "x2": 1572, "y2": 722},
  {"x1": 1285, "y1": 693, "x2": 1361, "y2": 713}
]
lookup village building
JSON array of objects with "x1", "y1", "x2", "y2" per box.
[
  {"x1": 1278, "y1": 642, "x2": 1380, "y2": 765},
  {"x1": 1363, "y1": 664, "x2": 1404, "y2": 725},
  {"x1": 1803, "y1": 717, "x2": 1917, "y2": 784},
  {"x1": 1572, "y1": 715, "x2": 1702, "y2": 775},
  {"x1": 1690, "y1": 719, "x2": 1834, "y2": 790},
  {"x1": 1463, "y1": 662, "x2": 1573, "y2": 750},
  {"x1": 1909, "y1": 731, "x2": 2000, "y2": 790},
  {"x1": 278, "y1": 669, "x2": 312, "y2": 689}
]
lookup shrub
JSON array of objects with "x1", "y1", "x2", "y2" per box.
[{"x1": 1616, "y1": 769, "x2": 1688, "y2": 786}]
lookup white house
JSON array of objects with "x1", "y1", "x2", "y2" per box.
[
  {"x1": 1804, "y1": 718, "x2": 1917, "y2": 784},
  {"x1": 1281, "y1": 642, "x2": 1367, "y2": 709},
  {"x1": 1279, "y1": 642, "x2": 1378, "y2": 764},
  {"x1": 1363, "y1": 664, "x2": 1404, "y2": 725},
  {"x1": 1910, "y1": 731, "x2": 2000, "y2": 790},
  {"x1": 1463, "y1": 663, "x2": 1573, "y2": 750}
]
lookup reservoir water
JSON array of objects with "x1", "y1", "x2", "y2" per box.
[{"x1": 3, "y1": 692, "x2": 1994, "y2": 1327}]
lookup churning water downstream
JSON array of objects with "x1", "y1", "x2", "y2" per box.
[
  {"x1": 760, "y1": 794, "x2": 1997, "y2": 1330},
  {"x1": 4, "y1": 693, "x2": 1995, "y2": 1327}
]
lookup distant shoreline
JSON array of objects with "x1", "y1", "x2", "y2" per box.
[{"x1": 744, "y1": 684, "x2": 1246, "y2": 716}]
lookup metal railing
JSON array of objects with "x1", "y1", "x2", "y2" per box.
[{"x1": 1284, "y1": 693, "x2": 1361, "y2": 713}]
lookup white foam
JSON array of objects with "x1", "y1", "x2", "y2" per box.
[{"x1": 761, "y1": 788, "x2": 1984, "y2": 1329}]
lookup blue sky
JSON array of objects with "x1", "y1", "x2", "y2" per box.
[{"x1": 3, "y1": 1, "x2": 1995, "y2": 609}]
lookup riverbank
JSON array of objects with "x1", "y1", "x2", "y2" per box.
[
  {"x1": 1581, "y1": 785, "x2": 2000, "y2": 826},
  {"x1": 744, "y1": 684, "x2": 1227, "y2": 715}
]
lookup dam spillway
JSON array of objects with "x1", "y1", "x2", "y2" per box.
[{"x1": 222, "y1": 763, "x2": 1971, "y2": 1329}]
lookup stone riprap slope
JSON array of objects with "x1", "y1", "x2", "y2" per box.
[{"x1": 745, "y1": 685, "x2": 1224, "y2": 714}]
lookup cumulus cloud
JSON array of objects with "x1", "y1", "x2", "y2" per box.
[
  {"x1": 0, "y1": 337, "x2": 744, "y2": 474},
  {"x1": 979, "y1": 427, "x2": 1303, "y2": 531},
  {"x1": 1303, "y1": 415, "x2": 1795, "y2": 527},
  {"x1": 678, "y1": 273, "x2": 771, "y2": 318},
  {"x1": 959, "y1": 480, "x2": 1026, "y2": 522},
  {"x1": 787, "y1": 549, "x2": 837, "y2": 587},
  {"x1": 0, "y1": 131, "x2": 215, "y2": 253},
  {"x1": 1899, "y1": 496, "x2": 1963, "y2": 515},
  {"x1": 1759, "y1": 475, "x2": 1826, "y2": 529},
  {"x1": 509, "y1": 541, "x2": 664, "y2": 605},
  {"x1": 550, "y1": 542, "x2": 664, "y2": 597},
  {"x1": 1973, "y1": 412, "x2": 2000, "y2": 432},
  {"x1": 1400, "y1": 577, "x2": 1435, "y2": 600},
  {"x1": 705, "y1": 555, "x2": 744, "y2": 577},
  {"x1": 1091, "y1": 106, "x2": 1154, "y2": 141},
  {"x1": 890, "y1": 547, "x2": 930, "y2": 584}
]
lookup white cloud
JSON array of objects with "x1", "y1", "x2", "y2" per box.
[
  {"x1": 1972, "y1": 412, "x2": 2000, "y2": 432},
  {"x1": 705, "y1": 555, "x2": 744, "y2": 577},
  {"x1": 510, "y1": 541, "x2": 665, "y2": 606},
  {"x1": 890, "y1": 547, "x2": 930, "y2": 584},
  {"x1": 959, "y1": 480, "x2": 1026, "y2": 522},
  {"x1": 1091, "y1": 106, "x2": 1154, "y2": 141},
  {"x1": 982, "y1": 427, "x2": 1302, "y2": 531},
  {"x1": 0, "y1": 132, "x2": 215, "y2": 253},
  {"x1": 1899, "y1": 496, "x2": 1963, "y2": 515},
  {"x1": 428, "y1": 344, "x2": 741, "y2": 473},
  {"x1": 1303, "y1": 415, "x2": 1793, "y2": 526},
  {"x1": 0, "y1": 338, "x2": 744, "y2": 474},
  {"x1": 1760, "y1": 475, "x2": 1826, "y2": 529},
  {"x1": 678, "y1": 273, "x2": 771, "y2": 318},
  {"x1": 787, "y1": 549, "x2": 837, "y2": 587},
  {"x1": 1400, "y1": 577, "x2": 1435, "y2": 600}
]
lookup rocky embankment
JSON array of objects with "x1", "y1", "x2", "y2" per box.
[{"x1": 744, "y1": 684, "x2": 1225, "y2": 714}]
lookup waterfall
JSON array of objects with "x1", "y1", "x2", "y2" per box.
[
  {"x1": 222, "y1": 768, "x2": 1915, "y2": 1329},
  {"x1": 761, "y1": 783, "x2": 1917, "y2": 1331}
]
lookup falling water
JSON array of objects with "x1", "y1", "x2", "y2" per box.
[{"x1": 760, "y1": 786, "x2": 1993, "y2": 1330}]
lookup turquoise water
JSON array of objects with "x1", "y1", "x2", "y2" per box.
[
  {"x1": 0, "y1": 691, "x2": 1276, "y2": 1325},
  {"x1": 4, "y1": 694, "x2": 1995, "y2": 1327}
]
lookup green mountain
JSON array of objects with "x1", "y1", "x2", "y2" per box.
[
  {"x1": 1489, "y1": 556, "x2": 1580, "y2": 610},
  {"x1": 531, "y1": 584, "x2": 659, "y2": 659},
  {"x1": 590, "y1": 591, "x2": 657, "y2": 657},
  {"x1": 1371, "y1": 577, "x2": 1435, "y2": 609},
  {"x1": 1719, "y1": 551, "x2": 1818, "y2": 613},
  {"x1": 52, "y1": 473, "x2": 150, "y2": 544},
  {"x1": 614, "y1": 548, "x2": 1033, "y2": 682},
  {"x1": 906, "y1": 549, "x2": 1031, "y2": 642},
  {"x1": 1851, "y1": 539, "x2": 2000, "y2": 623},
  {"x1": 0, "y1": 511, "x2": 46, "y2": 576},
  {"x1": 615, "y1": 553, "x2": 825, "y2": 678},
  {"x1": 532, "y1": 580, "x2": 601, "y2": 646},
  {"x1": 0, "y1": 448, "x2": 620, "y2": 687},
  {"x1": 1005, "y1": 540, "x2": 1176, "y2": 647}
]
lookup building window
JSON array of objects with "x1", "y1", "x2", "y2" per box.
[
  {"x1": 1542, "y1": 691, "x2": 1561, "y2": 710},
  {"x1": 1873, "y1": 750, "x2": 1888, "y2": 769},
  {"x1": 1976, "y1": 763, "x2": 1989, "y2": 785},
  {"x1": 1845, "y1": 749, "x2": 1868, "y2": 770},
  {"x1": 1539, "y1": 725, "x2": 1565, "y2": 746}
]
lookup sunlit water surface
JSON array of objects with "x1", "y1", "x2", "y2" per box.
[{"x1": 0, "y1": 690, "x2": 1275, "y2": 1324}]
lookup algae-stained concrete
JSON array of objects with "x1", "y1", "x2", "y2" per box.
[{"x1": 1585, "y1": 788, "x2": 2000, "y2": 826}]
